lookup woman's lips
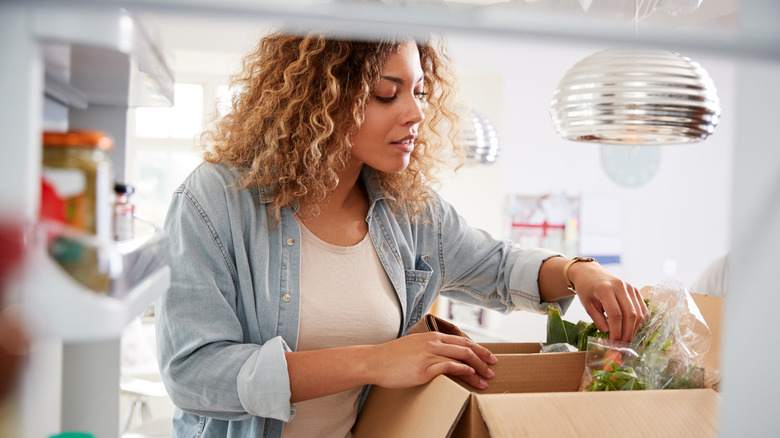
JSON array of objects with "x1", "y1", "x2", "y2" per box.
[{"x1": 391, "y1": 135, "x2": 416, "y2": 153}]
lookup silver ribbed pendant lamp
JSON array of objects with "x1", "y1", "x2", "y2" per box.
[
  {"x1": 549, "y1": 48, "x2": 721, "y2": 145},
  {"x1": 461, "y1": 108, "x2": 501, "y2": 164}
]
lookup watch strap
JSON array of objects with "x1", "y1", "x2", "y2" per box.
[{"x1": 563, "y1": 256, "x2": 596, "y2": 293}]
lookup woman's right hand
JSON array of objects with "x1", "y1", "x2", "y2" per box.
[{"x1": 367, "y1": 332, "x2": 497, "y2": 390}]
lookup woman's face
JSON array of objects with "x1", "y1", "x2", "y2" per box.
[{"x1": 349, "y1": 41, "x2": 426, "y2": 173}]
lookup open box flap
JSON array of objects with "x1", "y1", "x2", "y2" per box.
[
  {"x1": 475, "y1": 388, "x2": 719, "y2": 438},
  {"x1": 480, "y1": 342, "x2": 543, "y2": 355},
  {"x1": 453, "y1": 350, "x2": 587, "y2": 395},
  {"x1": 352, "y1": 374, "x2": 471, "y2": 438},
  {"x1": 690, "y1": 293, "x2": 722, "y2": 371}
]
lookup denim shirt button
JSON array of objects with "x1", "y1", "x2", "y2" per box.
[
  {"x1": 282, "y1": 294, "x2": 292, "y2": 302},
  {"x1": 286, "y1": 238, "x2": 295, "y2": 246}
]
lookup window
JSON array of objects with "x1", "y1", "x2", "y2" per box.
[
  {"x1": 127, "y1": 81, "x2": 225, "y2": 227},
  {"x1": 135, "y1": 84, "x2": 204, "y2": 139},
  {"x1": 216, "y1": 84, "x2": 238, "y2": 118}
]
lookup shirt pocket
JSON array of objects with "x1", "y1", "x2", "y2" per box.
[{"x1": 404, "y1": 255, "x2": 434, "y2": 333}]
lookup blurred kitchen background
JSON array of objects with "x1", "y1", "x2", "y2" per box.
[{"x1": 128, "y1": 1, "x2": 736, "y2": 340}]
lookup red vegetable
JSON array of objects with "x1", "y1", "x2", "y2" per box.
[{"x1": 603, "y1": 349, "x2": 622, "y2": 371}]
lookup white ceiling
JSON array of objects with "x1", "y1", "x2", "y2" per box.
[{"x1": 144, "y1": 0, "x2": 738, "y2": 54}]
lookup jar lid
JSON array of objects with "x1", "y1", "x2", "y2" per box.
[
  {"x1": 114, "y1": 183, "x2": 135, "y2": 195},
  {"x1": 43, "y1": 130, "x2": 114, "y2": 151}
]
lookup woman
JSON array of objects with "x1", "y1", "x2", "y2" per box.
[{"x1": 157, "y1": 31, "x2": 647, "y2": 438}]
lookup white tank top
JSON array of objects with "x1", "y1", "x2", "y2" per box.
[{"x1": 282, "y1": 218, "x2": 401, "y2": 438}]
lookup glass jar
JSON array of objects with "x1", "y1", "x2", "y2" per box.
[
  {"x1": 42, "y1": 130, "x2": 114, "y2": 239},
  {"x1": 42, "y1": 130, "x2": 115, "y2": 293},
  {"x1": 113, "y1": 183, "x2": 135, "y2": 241}
]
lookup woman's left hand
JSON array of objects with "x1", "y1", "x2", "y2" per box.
[{"x1": 568, "y1": 261, "x2": 648, "y2": 342}]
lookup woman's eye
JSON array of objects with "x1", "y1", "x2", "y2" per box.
[
  {"x1": 414, "y1": 91, "x2": 428, "y2": 101},
  {"x1": 375, "y1": 95, "x2": 396, "y2": 104},
  {"x1": 373, "y1": 91, "x2": 426, "y2": 104}
]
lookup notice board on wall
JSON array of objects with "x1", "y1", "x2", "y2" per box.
[{"x1": 506, "y1": 192, "x2": 580, "y2": 257}]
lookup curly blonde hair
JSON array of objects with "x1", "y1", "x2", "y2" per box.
[{"x1": 202, "y1": 31, "x2": 462, "y2": 222}]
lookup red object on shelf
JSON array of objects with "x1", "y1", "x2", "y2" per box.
[
  {"x1": 510, "y1": 220, "x2": 565, "y2": 237},
  {"x1": 0, "y1": 223, "x2": 24, "y2": 284},
  {"x1": 0, "y1": 221, "x2": 28, "y2": 399},
  {"x1": 40, "y1": 178, "x2": 66, "y2": 223}
]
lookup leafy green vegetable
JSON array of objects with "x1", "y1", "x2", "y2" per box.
[
  {"x1": 569, "y1": 320, "x2": 588, "y2": 346},
  {"x1": 546, "y1": 306, "x2": 608, "y2": 351},
  {"x1": 546, "y1": 307, "x2": 569, "y2": 345},
  {"x1": 666, "y1": 365, "x2": 702, "y2": 389},
  {"x1": 577, "y1": 324, "x2": 609, "y2": 352},
  {"x1": 586, "y1": 365, "x2": 646, "y2": 391}
]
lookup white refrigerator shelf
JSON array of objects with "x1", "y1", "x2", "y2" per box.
[{"x1": 20, "y1": 220, "x2": 171, "y2": 342}]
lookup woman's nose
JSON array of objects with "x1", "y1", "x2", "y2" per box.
[{"x1": 402, "y1": 95, "x2": 425, "y2": 125}]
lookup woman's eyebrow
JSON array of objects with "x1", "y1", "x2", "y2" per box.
[
  {"x1": 380, "y1": 75, "x2": 405, "y2": 85},
  {"x1": 380, "y1": 74, "x2": 424, "y2": 85}
]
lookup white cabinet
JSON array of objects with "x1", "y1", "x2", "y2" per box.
[{"x1": 0, "y1": 2, "x2": 173, "y2": 437}]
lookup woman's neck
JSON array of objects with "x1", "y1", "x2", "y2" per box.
[
  {"x1": 327, "y1": 163, "x2": 364, "y2": 214},
  {"x1": 296, "y1": 164, "x2": 370, "y2": 246}
]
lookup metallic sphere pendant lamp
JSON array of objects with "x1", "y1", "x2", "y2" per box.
[
  {"x1": 549, "y1": 48, "x2": 721, "y2": 145},
  {"x1": 461, "y1": 107, "x2": 501, "y2": 164}
]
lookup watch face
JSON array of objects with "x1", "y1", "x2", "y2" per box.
[{"x1": 600, "y1": 144, "x2": 661, "y2": 187}]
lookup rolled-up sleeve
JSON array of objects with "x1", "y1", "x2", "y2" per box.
[
  {"x1": 508, "y1": 247, "x2": 575, "y2": 314},
  {"x1": 237, "y1": 336, "x2": 295, "y2": 421}
]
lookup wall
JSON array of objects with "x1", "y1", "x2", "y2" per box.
[
  {"x1": 146, "y1": 26, "x2": 736, "y2": 341},
  {"x1": 437, "y1": 34, "x2": 735, "y2": 341}
]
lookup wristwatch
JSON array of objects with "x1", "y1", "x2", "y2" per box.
[{"x1": 563, "y1": 256, "x2": 596, "y2": 294}]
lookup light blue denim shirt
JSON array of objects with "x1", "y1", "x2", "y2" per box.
[{"x1": 156, "y1": 161, "x2": 571, "y2": 438}]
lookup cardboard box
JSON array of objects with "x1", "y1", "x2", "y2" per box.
[
  {"x1": 353, "y1": 293, "x2": 722, "y2": 438},
  {"x1": 691, "y1": 292, "x2": 722, "y2": 372}
]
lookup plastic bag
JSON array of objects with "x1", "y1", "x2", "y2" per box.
[
  {"x1": 581, "y1": 339, "x2": 644, "y2": 391},
  {"x1": 580, "y1": 337, "x2": 706, "y2": 391},
  {"x1": 580, "y1": 280, "x2": 712, "y2": 391},
  {"x1": 632, "y1": 280, "x2": 712, "y2": 367},
  {"x1": 541, "y1": 342, "x2": 579, "y2": 353}
]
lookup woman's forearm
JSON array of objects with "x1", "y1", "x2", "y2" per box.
[
  {"x1": 284, "y1": 332, "x2": 498, "y2": 403},
  {"x1": 284, "y1": 345, "x2": 375, "y2": 403},
  {"x1": 537, "y1": 255, "x2": 574, "y2": 303}
]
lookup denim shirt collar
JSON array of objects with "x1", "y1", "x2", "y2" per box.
[
  {"x1": 360, "y1": 166, "x2": 387, "y2": 206},
  {"x1": 254, "y1": 165, "x2": 387, "y2": 211}
]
